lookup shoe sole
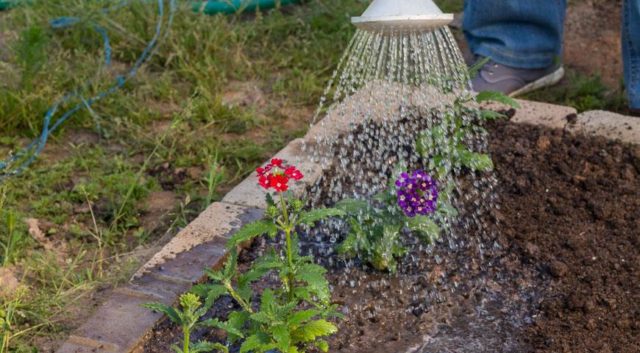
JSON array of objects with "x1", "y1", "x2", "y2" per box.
[{"x1": 509, "y1": 66, "x2": 565, "y2": 97}]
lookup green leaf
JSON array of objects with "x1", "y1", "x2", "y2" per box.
[
  {"x1": 254, "y1": 250, "x2": 285, "y2": 271},
  {"x1": 298, "y1": 208, "x2": 346, "y2": 226},
  {"x1": 475, "y1": 91, "x2": 520, "y2": 108},
  {"x1": 468, "y1": 56, "x2": 490, "y2": 78},
  {"x1": 337, "y1": 233, "x2": 358, "y2": 256},
  {"x1": 223, "y1": 248, "x2": 239, "y2": 280},
  {"x1": 296, "y1": 264, "x2": 329, "y2": 300},
  {"x1": 406, "y1": 216, "x2": 441, "y2": 243},
  {"x1": 143, "y1": 303, "x2": 181, "y2": 325},
  {"x1": 480, "y1": 110, "x2": 508, "y2": 120},
  {"x1": 293, "y1": 320, "x2": 338, "y2": 342},
  {"x1": 287, "y1": 309, "x2": 321, "y2": 326},
  {"x1": 239, "y1": 335, "x2": 262, "y2": 353},
  {"x1": 191, "y1": 341, "x2": 229, "y2": 353},
  {"x1": 227, "y1": 220, "x2": 278, "y2": 248},
  {"x1": 191, "y1": 284, "x2": 227, "y2": 308},
  {"x1": 272, "y1": 324, "x2": 291, "y2": 352},
  {"x1": 259, "y1": 289, "x2": 276, "y2": 314},
  {"x1": 315, "y1": 340, "x2": 330, "y2": 353},
  {"x1": 334, "y1": 199, "x2": 369, "y2": 214},
  {"x1": 250, "y1": 311, "x2": 272, "y2": 324},
  {"x1": 226, "y1": 311, "x2": 249, "y2": 343},
  {"x1": 458, "y1": 149, "x2": 494, "y2": 172},
  {"x1": 201, "y1": 318, "x2": 245, "y2": 339}
]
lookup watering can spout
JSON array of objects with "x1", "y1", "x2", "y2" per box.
[{"x1": 352, "y1": 0, "x2": 453, "y2": 32}]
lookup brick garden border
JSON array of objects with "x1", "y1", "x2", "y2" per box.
[{"x1": 55, "y1": 100, "x2": 638, "y2": 353}]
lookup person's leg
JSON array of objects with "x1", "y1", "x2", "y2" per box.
[
  {"x1": 622, "y1": 0, "x2": 640, "y2": 111},
  {"x1": 464, "y1": 0, "x2": 567, "y2": 69}
]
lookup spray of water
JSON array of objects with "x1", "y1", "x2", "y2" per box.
[{"x1": 296, "y1": 26, "x2": 532, "y2": 352}]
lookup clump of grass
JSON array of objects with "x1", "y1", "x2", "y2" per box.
[{"x1": 524, "y1": 69, "x2": 628, "y2": 113}]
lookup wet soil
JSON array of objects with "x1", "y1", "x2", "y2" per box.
[{"x1": 143, "y1": 121, "x2": 639, "y2": 353}]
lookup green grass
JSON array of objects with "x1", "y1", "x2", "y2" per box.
[
  {"x1": 0, "y1": 0, "x2": 365, "y2": 350},
  {"x1": 523, "y1": 68, "x2": 629, "y2": 113}
]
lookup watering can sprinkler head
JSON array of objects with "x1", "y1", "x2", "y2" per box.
[{"x1": 352, "y1": 0, "x2": 454, "y2": 33}]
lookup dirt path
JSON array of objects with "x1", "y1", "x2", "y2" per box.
[{"x1": 565, "y1": 0, "x2": 623, "y2": 88}]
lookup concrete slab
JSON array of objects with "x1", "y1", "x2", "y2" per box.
[
  {"x1": 133, "y1": 202, "x2": 263, "y2": 278},
  {"x1": 483, "y1": 99, "x2": 577, "y2": 130},
  {"x1": 66, "y1": 291, "x2": 163, "y2": 353},
  {"x1": 569, "y1": 110, "x2": 640, "y2": 144}
]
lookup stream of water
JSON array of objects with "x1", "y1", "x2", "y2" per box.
[{"x1": 301, "y1": 25, "x2": 530, "y2": 352}]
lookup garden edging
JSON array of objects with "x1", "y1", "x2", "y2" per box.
[{"x1": 55, "y1": 100, "x2": 639, "y2": 353}]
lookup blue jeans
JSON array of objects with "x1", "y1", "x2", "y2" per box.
[{"x1": 464, "y1": 0, "x2": 640, "y2": 109}]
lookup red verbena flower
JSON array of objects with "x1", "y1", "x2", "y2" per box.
[
  {"x1": 255, "y1": 159, "x2": 304, "y2": 192},
  {"x1": 285, "y1": 166, "x2": 303, "y2": 181},
  {"x1": 269, "y1": 174, "x2": 289, "y2": 192}
]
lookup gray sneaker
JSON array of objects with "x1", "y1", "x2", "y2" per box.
[{"x1": 471, "y1": 57, "x2": 565, "y2": 97}]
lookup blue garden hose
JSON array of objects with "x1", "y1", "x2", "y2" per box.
[{"x1": 0, "y1": 0, "x2": 13, "y2": 10}]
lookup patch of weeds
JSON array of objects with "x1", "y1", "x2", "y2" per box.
[
  {"x1": 0, "y1": 186, "x2": 30, "y2": 267},
  {"x1": 14, "y1": 24, "x2": 49, "y2": 89},
  {"x1": 524, "y1": 69, "x2": 628, "y2": 112}
]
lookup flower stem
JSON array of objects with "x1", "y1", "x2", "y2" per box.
[
  {"x1": 279, "y1": 193, "x2": 295, "y2": 300},
  {"x1": 183, "y1": 327, "x2": 190, "y2": 353},
  {"x1": 224, "y1": 281, "x2": 254, "y2": 313}
]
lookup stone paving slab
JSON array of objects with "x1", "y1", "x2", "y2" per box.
[
  {"x1": 57, "y1": 292, "x2": 162, "y2": 353},
  {"x1": 133, "y1": 202, "x2": 262, "y2": 278},
  {"x1": 569, "y1": 110, "x2": 640, "y2": 144},
  {"x1": 483, "y1": 99, "x2": 578, "y2": 130},
  {"x1": 223, "y1": 138, "x2": 323, "y2": 209}
]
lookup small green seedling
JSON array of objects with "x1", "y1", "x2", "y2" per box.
[{"x1": 144, "y1": 293, "x2": 228, "y2": 353}]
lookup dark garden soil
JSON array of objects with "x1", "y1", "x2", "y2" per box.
[{"x1": 143, "y1": 121, "x2": 639, "y2": 353}]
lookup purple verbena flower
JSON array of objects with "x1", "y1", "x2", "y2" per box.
[{"x1": 395, "y1": 170, "x2": 438, "y2": 217}]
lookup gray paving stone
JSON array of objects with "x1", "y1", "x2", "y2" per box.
[
  {"x1": 223, "y1": 138, "x2": 323, "y2": 208},
  {"x1": 65, "y1": 291, "x2": 163, "y2": 353},
  {"x1": 570, "y1": 110, "x2": 640, "y2": 145},
  {"x1": 133, "y1": 202, "x2": 263, "y2": 278},
  {"x1": 57, "y1": 340, "x2": 115, "y2": 353},
  {"x1": 483, "y1": 99, "x2": 577, "y2": 130}
]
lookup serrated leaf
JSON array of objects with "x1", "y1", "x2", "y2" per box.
[
  {"x1": 223, "y1": 248, "x2": 238, "y2": 279},
  {"x1": 480, "y1": 110, "x2": 508, "y2": 120},
  {"x1": 227, "y1": 220, "x2": 278, "y2": 248},
  {"x1": 191, "y1": 341, "x2": 229, "y2": 353},
  {"x1": 191, "y1": 284, "x2": 227, "y2": 309},
  {"x1": 295, "y1": 264, "x2": 329, "y2": 301},
  {"x1": 259, "y1": 289, "x2": 276, "y2": 314},
  {"x1": 294, "y1": 320, "x2": 337, "y2": 342},
  {"x1": 201, "y1": 318, "x2": 245, "y2": 339},
  {"x1": 272, "y1": 324, "x2": 291, "y2": 352},
  {"x1": 143, "y1": 303, "x2": 181, "y2": 325},
  {"x1": 334, "y1": 199, "x2": 369, "y2": 214},
  {"x1": 239, "y1": 334, "x2": 263, "y2": 353},
  {"x1": 337, "y1": 233, "x2": 358, "y2": 256},
  {"x1": 287, "y1": 309, "x2": 321, "y2": 326},
  {"x1": 406, "y1": 216, "x2": 441, "y2": 243},
  {"x1": 226, "y1": 311, "x2": 249, "y2": 343},
  {"x1": 315, "y1": 340, "x2": 329, "y2": 352},
  {"x1": 475, "y1": 91, "x2": 520, "y2": 108},
  {"x1": 458, "y1": 149, "x2": 494, "y2": 172},
  {"x1": 298, "y1": 208, "x2": 346, "y2": 226}
]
